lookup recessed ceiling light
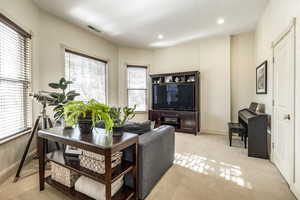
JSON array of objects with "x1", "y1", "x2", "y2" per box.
[
  {"x1": 158, "y1": 34, "x2": 164, "y2": 39},
  {"x1": 217, "y1": 18, "x2": 225, "y2": 25}
]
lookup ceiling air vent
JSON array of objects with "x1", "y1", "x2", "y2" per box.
[{"x1": 87, "y1": 25, "x2": 101, "y2": 33}]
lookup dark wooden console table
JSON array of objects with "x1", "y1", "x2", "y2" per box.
[{"x1": 37, "y1": 127, "x2": 139, "y2": 200}]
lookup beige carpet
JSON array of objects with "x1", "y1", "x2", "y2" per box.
[{"x1": 0, "y1": 133, "x2": 296, "y2": 200}]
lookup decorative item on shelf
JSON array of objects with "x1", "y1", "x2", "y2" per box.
[
  {"x1": 75, "y1": 175, "x2": 124, "y2": 199},
  {"x1": 109, "y1": 105, "x2": 136, "y2": 136},
  {"x1": 180, "y1": 76, "x2": 186, "y2": 82},
  {"x1": 64, "y1": 145, "x2": 82, "y2": 157},
  {"x1": 174, "y1": 77, "x2": 180, "y2": 82},
  {"x1": 51, "y1": 161, "x2": 80, "y2": 187},
  {"x1": 187, "y1": 75, "x2": 195, "y2": 82},
  {"x1": 48, "y1": 77, "x2": 80, "y2": 128},
  {"x1": 165, "y1": 75, "x2": 173, "y2": 83},
  {"x1": 256, "y1": 60, "x2": 268, "y2": 94},
  {"x1": 157, "y1": 77, "x2": 162, "y2": 84},
  {"x1": 79, "y1": 150, "x2": 123, "y2": 174},
  {"x1": 63, "y1": 100, "x2": 113, "y2": 134}
]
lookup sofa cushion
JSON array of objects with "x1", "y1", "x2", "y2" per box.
[{"x1": 123, "y1": 120, "x2": 151, "y2": 135}]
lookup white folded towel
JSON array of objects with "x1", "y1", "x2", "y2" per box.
[{"x1": 75, "y1": 176, "x2": 124, "y2": 200}]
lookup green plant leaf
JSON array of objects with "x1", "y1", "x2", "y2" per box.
[
  {"x1": 59, "y1": 77, "x2": 66, "y2": 85},
  {"x1": 57, "y1": 94, "x2": 66, "y2": 102},
  {"x1": 47, "y1": 77, "x2": 80, "y2": 121},
  {"x1": 49, "y1": 83, "x2": 60, "y2": 89},
  {"x1": 63, "y1": 100, "x2": 113, "y2": 132},
  {"x1": 54, "y1": 105, "x2": 63, "y2": 111},
  {"x1": 66, "y1": 90, "x2": 76, "y2": 95},
  {"x1": 49, "y1": 92, "x2": 60, "y2": 98}
]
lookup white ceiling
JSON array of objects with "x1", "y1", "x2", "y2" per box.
[{"x1": 33, "y1": 0, "x2": 268, "y2": 48}]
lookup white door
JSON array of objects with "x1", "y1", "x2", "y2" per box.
[{"x1": 273, "y1": 27, "x2": 295, "y2": 185}]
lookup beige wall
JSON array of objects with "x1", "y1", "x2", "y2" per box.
[
  {"x1": 0, "y1": 0, "x2": 120, "y2": 181},
  {"x1": 118, "y1": 47, "x2": 154, "y2": 122},
  {"x1": 230, "y1": 32, "x2": 255, "y2": 122},
  {"x1": 152, "y1": 36, "x2": 231, "y2": 134},
  {"x1": 117, "y1": 37, "x2": 233, "y2": 133},
  {"x1": 117, "y1": 38, "x2": 233, "y2": 133},
  {"x1": 0, "y1": 0, "x2": 40, "y2": 181},
  {"x1": 38, "y1": 11, "x2": 119, "y2": 106},
  {"x1": 254, "y1": 0, "x2": 300, "y2": 197}
]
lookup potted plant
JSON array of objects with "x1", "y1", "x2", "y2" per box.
[
  {"x1": 48, "y1": 77, "x2": 80, "y2": 124},
  {"x1": 109, "y1": 105, "x2": 136, "y2": 136},
  {"x1": 63, "y1": 100, "x2": 113, "y2": 134}
]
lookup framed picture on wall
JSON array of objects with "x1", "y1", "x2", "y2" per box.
[{"x1": 256, "y1": 61, "x2": 268, "y2": 94}]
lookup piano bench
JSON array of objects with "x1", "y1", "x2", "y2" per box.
[{"x1": 228, "y1": 122, "x2": 247, "y2": 148}]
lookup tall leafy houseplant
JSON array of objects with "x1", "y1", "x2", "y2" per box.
[
  {"x1": 63, "y1": 100, "x2": 113, "y2": 134},
  {"x1": 48, "y1": 77, "x2": 80, "y2": 121}
]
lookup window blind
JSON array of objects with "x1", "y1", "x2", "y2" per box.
[
  {"x1": 0, "y1": 13, "x2": 32, "y2": 140},
  {"x1": 65, "y1": 50, "x2": 107, "y2": 103},
  {"x1": 127, "y1": 65, "x2": 147, "y2": 112}
]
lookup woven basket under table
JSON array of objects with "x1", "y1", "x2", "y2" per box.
[
  {"x1": 79, "y1": 150, "x2": 123, "y2": 174},
  {"x1": 51, "y1": 161, "x2": 80, "y2": 187}
]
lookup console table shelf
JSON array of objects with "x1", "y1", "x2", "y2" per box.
[
  {"x1": 47, "y1": 151, "x2": 134, "y2": 184},
  {"x1": 45, "y1": 176, "x2": 134, "y2": 200},
  {"x1": 38, "y1": 127, "x2": 139, "y2": 200}
]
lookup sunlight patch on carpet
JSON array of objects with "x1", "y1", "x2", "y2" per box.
[{"x1": 174, "y1": 152, "x2": 253, "y2": 189}]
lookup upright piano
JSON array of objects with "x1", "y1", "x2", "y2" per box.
[{"x1": 238, "y1": 102, "x2": 268, "y2": 159}]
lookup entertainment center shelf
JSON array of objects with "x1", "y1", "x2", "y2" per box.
[
  {"x1": 152, "y1": 82, "x2": 195, "y2": 86},
  {"x1": 149, "y1": 71, "x2": 200, "y2": 135}
]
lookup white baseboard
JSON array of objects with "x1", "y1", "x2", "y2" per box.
[
  {"x1": 200, "y1": 129, "x2": 227, "y2": 135},
  {"x1": 0, "y1": 149, "x2": 37, "y2": 184},
  {"x1": 291, "y1": 184, "x2": 300, "y2": 200}
]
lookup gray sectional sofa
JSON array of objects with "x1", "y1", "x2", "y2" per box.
[
  {"x1": 97, "y1": 121, "x2": 175, "y2": 199},
  {"x1": 121, "y1": 125, "x2": 175, "y2": 199},
  {"x1": 136, "y1": 125, "x2": 175, "y2": 199}
]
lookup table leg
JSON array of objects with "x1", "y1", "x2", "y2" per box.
[
  {"x1": 229, "y1": 130, "x2": 232, "y2": 146},
  {"x1": 244, "y1": 133, "x2": 247, "y2": 148},
  {"x1": 38, "y1": 137, "x2": 45, "y2": 191},
  {"x1": 105, "y1": 149, "x2": 112, "y2": 200},
  {"x1": 133, "y1": 141, "x2": 139, "y2": 200}
]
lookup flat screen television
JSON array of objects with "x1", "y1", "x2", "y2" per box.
[{"x1": 152, "y1": 83, "x2": 195, "y2": 111}]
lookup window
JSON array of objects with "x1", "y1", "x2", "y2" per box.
[
  {"x1": 65, "y1": 50, "x2": 107, "y2": 103},
  {"x1": 127, "y1": 65, "x2": 147, "y2": 112},
  {"x1": 0, "y1": 13, "x2": 32, "y2": 140}
]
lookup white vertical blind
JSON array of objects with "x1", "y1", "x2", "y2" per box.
[
  {"x1": 0, "y1": 14, "x2": 32, "y2": 140},
  {"x1": 127, "y1": 66, "x2": 147, "y2": 112},
  {"x1": 65, "y1": 50, "x2": 107, "y2": 103}
]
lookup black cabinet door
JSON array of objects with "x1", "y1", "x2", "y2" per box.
[{"x1": 180, "y1": 112, "x2": 196, "y2": 131}]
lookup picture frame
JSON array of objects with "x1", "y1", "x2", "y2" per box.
[{"x1": 256, "y1": 61, "x2": 268, "y2": 94}]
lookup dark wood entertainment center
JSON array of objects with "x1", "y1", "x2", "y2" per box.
[{"x1": 149, "y1": 71, "x2": 200, "y2": 135}]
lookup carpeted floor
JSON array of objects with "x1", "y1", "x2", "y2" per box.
[{"x1": 0, "y1": 133, "x2": 296, "y2": 200}]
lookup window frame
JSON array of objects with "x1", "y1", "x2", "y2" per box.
[
  {"x1": 0, "y1": 13, "x2": 31, "y2": 39},
  {"x1": 0, "y1": 13, "x2": 32, "y2": 142},
  {"x1": 126, "y1": 65, "x2": 148, "y2": 113},
  {"x1": 64, "y1": 48, "x2": 108, "y2": 104}
]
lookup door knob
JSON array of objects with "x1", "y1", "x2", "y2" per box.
[{"x1": 284, "y1": 114, "x2": 291, "y2": 120}]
